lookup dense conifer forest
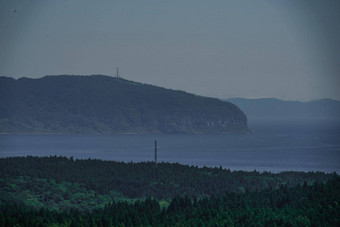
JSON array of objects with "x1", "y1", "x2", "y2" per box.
[{"x1": 0, "y1": 156, "x2": 339, "y2": 226}]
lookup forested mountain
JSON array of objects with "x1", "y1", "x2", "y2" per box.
[
  {"x1": 0, "y1": 75, "x2": 248, "y2": 134},
  {"x1": 227, "y1": 97, "x2": 340, "y2": 121}
]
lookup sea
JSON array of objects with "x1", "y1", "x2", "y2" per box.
[{"x1": 1, "y1": 119, "x2": 339, "y2": 173}]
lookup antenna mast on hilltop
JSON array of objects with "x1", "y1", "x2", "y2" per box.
[{"x1": 116, "y1": 67, "x2": 120, "y2": 78}]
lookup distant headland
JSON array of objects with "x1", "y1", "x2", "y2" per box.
[{"x1": 0, "y1": 75, "x2": 249, "y2": 134}]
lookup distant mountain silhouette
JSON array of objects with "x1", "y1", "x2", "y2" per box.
[
  {"x1": 0, "y1": 75, "x2": 248, "y2": 134},
  {"x1": 227, "y1": 98, "x2": 340, "y2": 121}
]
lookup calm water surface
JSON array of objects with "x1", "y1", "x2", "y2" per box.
[{"x1": 1, "y1": 120, "x2": 339, "y2": 173}]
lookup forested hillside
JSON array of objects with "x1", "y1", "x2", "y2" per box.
[
  {"x1": 0, "y1": 156, "x2": 339, "y2": 226},
  {"x1": 1, "y1": 178, "x2": 339, "y2": 226},
  {"x1": 0, "y1": 75, "x2": 248, "y2": 134},
  {"x1": 0, "y1": 156, "x2": 335, "y2": 209}
]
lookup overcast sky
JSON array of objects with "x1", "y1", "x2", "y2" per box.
[{"x1": 0, "y1": 0, "x2": 339, "y2": 101}]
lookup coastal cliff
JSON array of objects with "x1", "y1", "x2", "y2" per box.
[{"x1": 0, "y1": 75, "x2": 248, "y2": 134}]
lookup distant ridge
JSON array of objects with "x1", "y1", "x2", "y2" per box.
[
  {"x1": 226, "y1": 97, "x2": 340, "y2": 121},
  {"x1": 0, "y1": 75, "x2": 248, "y2": 134}
]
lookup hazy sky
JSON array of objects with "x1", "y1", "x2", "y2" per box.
[{"x1": 0, "y1": 0, "x2": 339, "y2": 101}]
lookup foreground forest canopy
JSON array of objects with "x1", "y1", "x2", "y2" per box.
[
  {"x1": 0, "y1": 75, "x2": 248, "y2": 134},
  {"x1": 0, "y1": 156, "x2": 339, "y2": 226}
]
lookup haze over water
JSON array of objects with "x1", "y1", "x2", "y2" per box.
[{"x1": 1, "y1": 120, "x2": 339, "y2": 173}]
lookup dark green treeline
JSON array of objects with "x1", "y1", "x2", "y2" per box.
[
  {"x1": 0, "y1": 156, "x2": 339, "y2": 226},
  {"x1": 1, "y1": 177, "x2": 339, "y2": 226}
]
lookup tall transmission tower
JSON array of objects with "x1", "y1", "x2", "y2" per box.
[
  {"x1": 115, "y1": 67, "x2": 120, "y2": 78},
  {"x1": 154, "y1": 140, "x2": 157, "y2": 164}
]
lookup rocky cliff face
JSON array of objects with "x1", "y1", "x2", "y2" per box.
[
  {"x1": 0, "y1": 75, "x2": 249, "y2": 134},
  {"x1": 159, "y1": 116, "x2": 248, "y2": 133}
]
